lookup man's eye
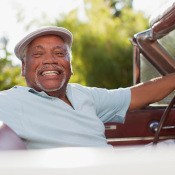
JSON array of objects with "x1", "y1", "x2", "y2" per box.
[
  {"x1": 55, "y1": 52, "x2": 65, "y2": 57},
  {"x1": 33, "y1": 52, "x2": 43, "y2": 57}
]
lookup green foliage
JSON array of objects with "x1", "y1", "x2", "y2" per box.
[
  {"x1": 0, "y1": 37, "x2": 25, "y2": 90},
  {"x1": 54, "y1": 0, "x2": 148, "y2": 88},
  {"x1": 106, "y1": 0, "x2": 133, "y2": 17},
  {"x1": 0, "y1": 0, "x2": 148, "y2": 90}
]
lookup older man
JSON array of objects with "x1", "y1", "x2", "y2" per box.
[{"x1": 0, "y1": 26, "x2": 175, "y2": 149}]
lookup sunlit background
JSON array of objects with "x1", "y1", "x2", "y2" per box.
[
  {"x1": 0, "y1": 0, "x2": 172, "y2": 90},
  {"x1": 0, "y1": 0, "x2": 168, "y2": 61}
]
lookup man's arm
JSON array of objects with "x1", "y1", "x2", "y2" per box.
[{"x1": 129, "y1": 73, "x2": 175, "y2": 110}]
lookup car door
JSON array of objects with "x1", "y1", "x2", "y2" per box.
[{"x1": 105, "y1": 1, "x2": 175, "y2": 146}]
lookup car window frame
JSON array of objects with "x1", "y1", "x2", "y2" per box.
[{"x1": 131, "y1": 1, "x2": 175, "y2": 85}]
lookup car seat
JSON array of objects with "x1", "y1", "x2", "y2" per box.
[{"x1": 0, "y1": 122, "x2": 26, "y2": 150}]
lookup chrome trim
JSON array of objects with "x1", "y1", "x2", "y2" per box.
[
  {"x1": 107, "y1": 136, "x2": 175, "y2": 142},
  {"x1": 105, "y1": 125, "x2": 117, "y2": 130}
]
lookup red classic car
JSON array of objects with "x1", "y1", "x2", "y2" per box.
[{"x1": 106, "y1": 1, "x2": 175, "y2": 147}]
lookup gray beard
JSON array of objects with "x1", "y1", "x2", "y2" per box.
[{"x1": 35, "y1": 72, "x2": 66, "y2": 92}]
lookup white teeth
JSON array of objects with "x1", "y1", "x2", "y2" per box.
[{"x1": 42, "y1": 71, "x2": 59, "y2": 76}]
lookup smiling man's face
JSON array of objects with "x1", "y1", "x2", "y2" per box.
[{"x1": 22, "y1": 35, "x2": 72, "y2": 95}]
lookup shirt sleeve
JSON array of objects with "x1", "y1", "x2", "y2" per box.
[
  {"x1": 89, "y1": 87, "x2": 131, "y2": 123},
  {"x1": 0, "y1": 89, "x2": 23, "y2": 135}
]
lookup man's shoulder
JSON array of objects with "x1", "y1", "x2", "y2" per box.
[
  {"x1": 0, "y1": 86, "x2": 31, "y2": 101},
  {"x1": 68, "y1": 83, "x2": 86, "y2": 89},
  {"x1": 68, "y1": 83, "x2": 93, "y2": 96},
  {"x1": 0, "y1": 86, "x2": 28, "y2": 95},
  {"x1": 0, "y1": 87, "x2": 16, "y2": 95},
  {"x1": 0, "y1": 87, "x2": 25, "y2": 107}
]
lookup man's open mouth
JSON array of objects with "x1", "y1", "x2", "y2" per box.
[{"x1": 42, "y1": 71, "x2": 60, "y2": 76}]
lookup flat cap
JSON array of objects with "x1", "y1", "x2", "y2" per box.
[{"x1": 14, "y1": 26, "x2": 73, "y2": 60}]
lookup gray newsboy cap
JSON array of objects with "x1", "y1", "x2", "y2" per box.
[{"x1": 14, "y1": 26, "x2": 73, "y2": 60}]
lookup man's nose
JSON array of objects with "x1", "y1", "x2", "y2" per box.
[{"x1": 42, "y1": 53, "x2": 57, "y2": 64}]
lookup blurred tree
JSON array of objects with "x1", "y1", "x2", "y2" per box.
[
  {"x1": 11, "y1": 0, "x2": 148, "y2": 89},
  {"x1": 54, "y1": 0, "x2": 148, "y2": 88},
  {"x1": 0, "y1": 36, "x2": 25, "y2": 90},
  {"x1": 106, "y1": 0, "x2": 133, "y2": 17}
]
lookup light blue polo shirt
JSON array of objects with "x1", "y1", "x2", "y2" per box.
[{"x1": 0, "y1": 84, "x2": 131, "y2": 149}]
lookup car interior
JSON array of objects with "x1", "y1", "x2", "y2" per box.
[{"x1": 105, "y1": 1, "x2": 175, "y2": 147}]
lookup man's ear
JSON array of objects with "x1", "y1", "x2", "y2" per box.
[
  {"x1": 21, "y1": 60, "x2": 25, "y2": 77},
  {"x1": 71, "y1": 64, "x2": 73, "y2": 75}
]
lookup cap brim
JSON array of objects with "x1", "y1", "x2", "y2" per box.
[{"x1": 14, "y1": 26, "x2": 73, "y2": 60}]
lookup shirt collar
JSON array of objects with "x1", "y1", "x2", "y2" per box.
[
  {"x1": 14, "y1": 85, "x2": 70, "y2": 100},
  {"x1": 28, "y1": 88, "x2": 53, "y2": 99}
]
